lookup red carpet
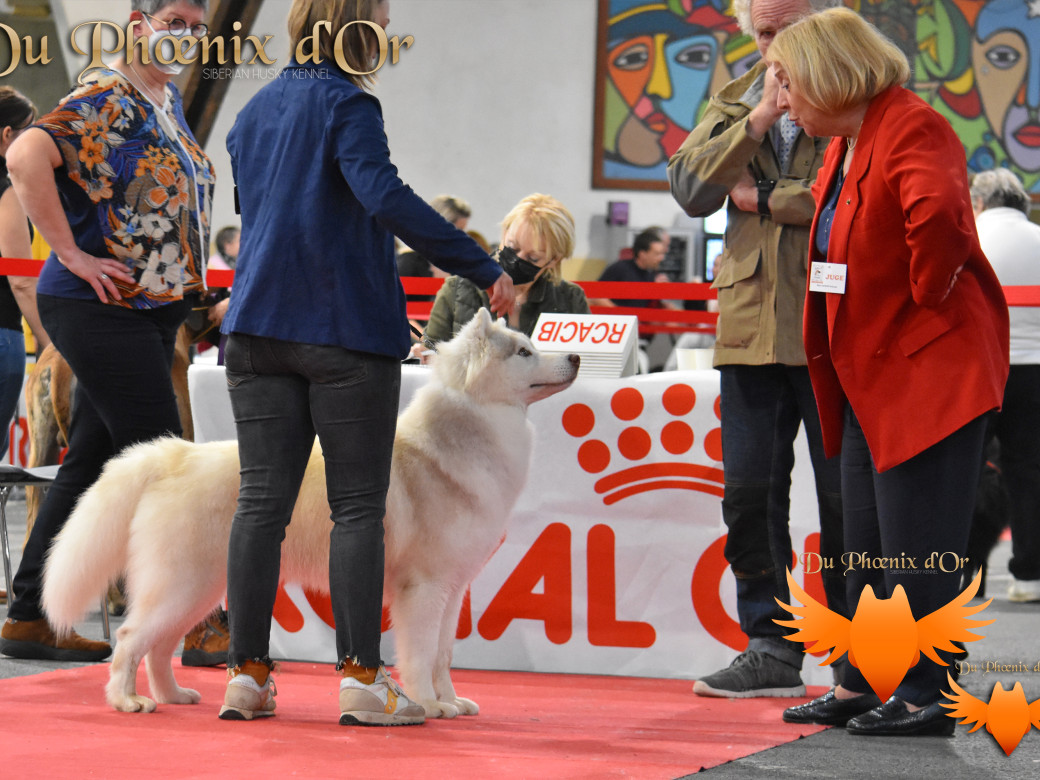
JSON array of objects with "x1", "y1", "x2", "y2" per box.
[{"x1": 0, "y1": 664, "x2": 824, "y2": 778}]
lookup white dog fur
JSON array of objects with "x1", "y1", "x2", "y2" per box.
[{"x1": 42, "y1": 309, "x2": 579, "y2": 718}]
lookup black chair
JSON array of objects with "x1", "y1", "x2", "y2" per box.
[{"x1": 0, "y1": 464, "x2": 109, "y2": 640}]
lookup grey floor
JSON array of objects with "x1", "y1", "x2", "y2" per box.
[{"x1": 3, "y1": 492, "x2": 1040, "y2": 778}]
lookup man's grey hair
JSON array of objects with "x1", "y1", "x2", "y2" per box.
[
  {"x1": 132, "y1": 0, "x2": 207, "y2": 15},
  {"x1": 732, "y1": 0, "x2": 840, "y2": 37},
  {"x1": 971, "y1": 168, "x2": 1031, "y2": 215}
]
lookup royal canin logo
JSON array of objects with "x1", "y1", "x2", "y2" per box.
[{"x1": 561, "y1": 383, "x2": 724, "y2": 504}]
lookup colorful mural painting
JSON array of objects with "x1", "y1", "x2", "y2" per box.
[{"x1": 593, "y1": 0, "x2": 1040, "y2": 193}]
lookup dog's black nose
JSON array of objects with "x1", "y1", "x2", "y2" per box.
[{"x1": 569, "y1": 354, "x2": 580, "y2": 367}]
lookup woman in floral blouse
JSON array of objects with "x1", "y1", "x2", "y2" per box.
[{"x1": 0, "y1": 0, "x2": 213, "y2": 662}]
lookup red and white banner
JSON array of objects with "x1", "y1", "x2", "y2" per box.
[{"x1": 189, "y1": 366, "x2": 832, "y2": 684}]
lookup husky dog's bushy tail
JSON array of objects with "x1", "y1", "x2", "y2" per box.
[{"x1": 42, "y1": 437, "x2": 177, "y2": 635}]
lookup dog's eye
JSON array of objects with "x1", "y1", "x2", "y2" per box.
[{"x1": 518, "y1": 347, "x2": 532, "y2": 357}]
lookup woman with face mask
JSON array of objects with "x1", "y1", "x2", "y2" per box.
[
  {"x1": 424, "y1": 193, "x2": 590, "y2": 344},
  {"x1": 0, "y1": 1, "x2": 214, "y2": 662}
]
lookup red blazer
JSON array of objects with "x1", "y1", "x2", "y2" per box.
[{"x1": 804, "y1": 87, "x2": 1009, "y2": 472}]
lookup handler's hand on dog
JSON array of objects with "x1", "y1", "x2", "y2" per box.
[{"x1": 486, "y1": 272, "x2": 516, "y2": 317}]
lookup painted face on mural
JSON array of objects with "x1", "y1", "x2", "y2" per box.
[
  {"x1": 607, "y1": 29, "x2": 718, "y2": 166},
  {"x1": 602, "y1": 2, "x2": 736, "y2": 175},
  {"x1": 974, "y1": 0, "x2": 1040, "y2": 172}
]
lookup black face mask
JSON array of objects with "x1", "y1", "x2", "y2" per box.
[{"x1": 496, "y1": 245, "x2": 543, "y2": 285}]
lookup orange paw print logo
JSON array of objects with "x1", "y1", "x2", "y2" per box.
[{"x1": 561, "y1": 384, "x2": 723, "y2": 504}]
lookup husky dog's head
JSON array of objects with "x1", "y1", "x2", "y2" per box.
[{"x1": 432, "y1": 309, "x2": 579, "y2": 407}]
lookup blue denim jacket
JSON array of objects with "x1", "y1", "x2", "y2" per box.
[{"x1": 224, "y1": 62, "x2": 501, "y2": 359}]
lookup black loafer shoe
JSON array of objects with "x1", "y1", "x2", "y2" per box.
[
  {"x1": 783, "y1": 690, "x2": 883, "y2": 725},
  {"x1": 846, "y1": 697, "x2": 955, "y2": 737}
]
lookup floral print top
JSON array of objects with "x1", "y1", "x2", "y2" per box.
[{"x1": 35, "y1": 69, "x2": 214, "y2": 309}]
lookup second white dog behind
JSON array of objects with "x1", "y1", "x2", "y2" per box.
[{"x1": 42, "y1": 309, "x2": 579, "y2": 718}]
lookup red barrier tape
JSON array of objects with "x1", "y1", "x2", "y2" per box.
[{"x1": 6, "y1": 260, "x2": 1039, "y2": 336}]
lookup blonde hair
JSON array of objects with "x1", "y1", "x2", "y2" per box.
[
  {"x1": 768, "y1": 7, "x2": 909, "y2": 112},
  {"x1": 501, "y1": 194, "x2": 575, "y2": 284},
  {"x1": 287, "y1": 0, "x2": 383, "y2": 88}
]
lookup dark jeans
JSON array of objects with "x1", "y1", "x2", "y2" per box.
[
  {"x1": 990, "y1": 364, "x2": 1040, "y2": 581},
  {"x1": 840, "y1": 407, "x2": 986, "y2": 707},
  {"x1": 719, "y1": 364, "x2": 845, "y2": 668},
  {"x1": 9, "y1": 294, "x2": 187, "y2": 621},
  {"x1": 223, "y1": 333, "x2": 400, "y2": 669}
]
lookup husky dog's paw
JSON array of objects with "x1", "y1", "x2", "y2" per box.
[
  {"x1": 453, "y1": 696, "x2": 479, "y2": 715},
  {"x1": 156, "y1": 687, "x2": 201, "y2": 705},
  {"x1": 421, "y1": 699, "x2": 460, "y2": 719},
  {"x1": 111, "y1": 694, "x2": 158, "y2": 713}
]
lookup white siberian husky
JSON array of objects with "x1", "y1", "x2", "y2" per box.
[{"x1": 42, "y1": 309, "x2": 579, "y2": 717}]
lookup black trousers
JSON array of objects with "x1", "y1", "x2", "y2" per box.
[
  {"x1": 8, "y1": 294, "x2": 188, "y2": 621},
  {"x1": 839, "y1": 406, "x2": 987, "y2": 706}
]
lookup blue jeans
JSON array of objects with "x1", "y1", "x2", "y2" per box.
[
  {"x1": 718, "y1": 364, "x2": 845, "y2": 668},
  {"x1": 9, "y1": 295, "x2": 187, "y2": 621},
  {"x1": 224, "y1": 333, "x2": 401, "y2": 669},
  {"x1": 0, "y1": 327, "x2": 26, "y2": 457},
  {"x1": 840, "y1": 407, "x2": 986, "y2": 706}
]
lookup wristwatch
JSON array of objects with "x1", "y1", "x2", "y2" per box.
[{"x1": 757, "y1": 179, "x2": 776, "y2": 216}]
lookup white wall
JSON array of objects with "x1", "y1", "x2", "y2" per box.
[
  {"x1": 55, "y1": 1, "x2": 699, "y2": 265},
  {"x1": 205, "y1": 0, "x2": 695, "y2": 265}
]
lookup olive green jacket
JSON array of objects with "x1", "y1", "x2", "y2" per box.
[
  {"x1": 668, "y1": 62, "x2": 829, "y2": 367},
  {"x1": 424, "y1": 274, "x2": 590, "y2": 343}
]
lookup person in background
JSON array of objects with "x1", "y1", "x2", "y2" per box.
[
  {"x1": 220, "y1": 0, "x2": 512, "y2": 726},
  {"x1": 0, "y1": 87, "x2": 49, "y2": 455},
  {"x1": 668, "y1": 0, "x2": 845, "y2": 700},
  {"x1": 770, "y1": 7, "x2": 1008, "y2": 735},
  {"x1": 0, "y1": 0, "x2": 214, "y2": 661},
  {"x1": 424, "y1": 193, "x2": 588, "y2": 343},
  {"x1": 208, "y1": 225, "x2": 240, "y2": 271},
  {"x1": 970, "y1": 168, "x2": 1040, "y2": 604},
  {"x1": 592, "y1": 226, "x2": 671, "y2": 308}
]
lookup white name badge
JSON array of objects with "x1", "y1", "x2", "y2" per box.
[{"x1": 809, "y1": 261, "x2": 847, "y2": 294}]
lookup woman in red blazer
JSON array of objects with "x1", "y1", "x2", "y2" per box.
[{"x1": 767, "y1": 9, "x2": 1009, "y2": 736}]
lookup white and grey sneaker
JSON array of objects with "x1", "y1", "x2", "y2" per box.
[{"x1": 339, "y1": 666, "x2": 425, "y2": 726}]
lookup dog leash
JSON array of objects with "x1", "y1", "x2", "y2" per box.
[{"x1": 409, "y1": 323, "x2": 437, "y2": 353}]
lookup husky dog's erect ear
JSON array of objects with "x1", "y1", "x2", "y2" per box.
[{"x1": 433, "y1": 308, "x2": 496, "y2": 391}]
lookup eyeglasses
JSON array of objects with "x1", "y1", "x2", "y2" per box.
[{"x1": 144, "y1": 12, "x2": 208, "y2": 39}]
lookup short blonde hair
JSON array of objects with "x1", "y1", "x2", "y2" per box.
[
  {"x1": 501, "y1": 194, "x2": 575, "y2": 284},
  {"x1": 287, "y1": 0, "x2": 383, "y2": 88},
  {"x1": 768, "y1": 7, "x2": 909, "y2": 112}
]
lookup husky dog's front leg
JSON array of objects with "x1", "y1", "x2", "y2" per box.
[
  {"x1": 433, "y1": 586, "x2": 477, "y2": 715},
  {"x1": 392, "y1": 581, "x2": 459, "y2": 718}
]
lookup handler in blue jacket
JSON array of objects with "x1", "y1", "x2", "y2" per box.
[{"x1": 217, "y1": 0, "x2": 513, "y2": 726}]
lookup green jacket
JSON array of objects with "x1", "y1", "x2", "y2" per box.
[
  {"x1": 668, "y1": 62, "x2": 829, "y2": 367},
  {"x1": 424, "y1": 274, "x2": 590, "y2": 343}
]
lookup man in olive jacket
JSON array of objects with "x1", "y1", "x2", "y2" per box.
[{"x1": 668, "y1": 0, "x2": 845, "y2": 698}]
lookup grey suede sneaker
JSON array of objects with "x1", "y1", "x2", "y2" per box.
[
  {"x1": 339, "y1": 665, "x2": 425, "y2": 726},
  {"x1": 218, "y1": 662, "x2": 277, "y2": 720},
  {"x1": 693, "y1": 650, "x2": 806, "y2": 698}
]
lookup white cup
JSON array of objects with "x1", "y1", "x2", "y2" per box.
[{"x1": 676, "y1": 348, "x2": 715, "y2": 371}]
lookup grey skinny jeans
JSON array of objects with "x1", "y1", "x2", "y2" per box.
[{"x1": 224, "y1": 332, "x2": 400, "y2": 669}]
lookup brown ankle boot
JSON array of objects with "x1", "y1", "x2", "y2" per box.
[
  {"x1": 0, "y1": 617, "x2": 111, "y2": 662},
  {"x1": 181, "y1": 607, "x2": 229, "y2": 667}
]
